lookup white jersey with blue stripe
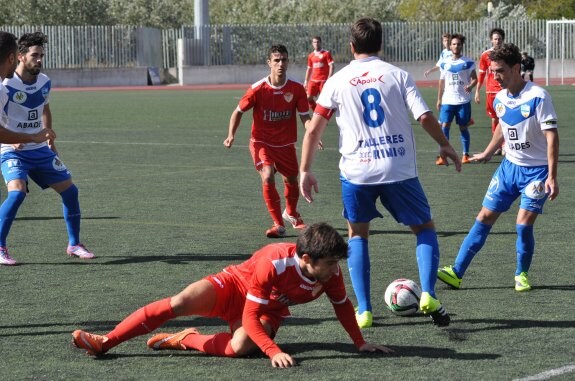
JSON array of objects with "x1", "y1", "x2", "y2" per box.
[
  {"x1": 439, "y1": 55, "x2": 475, "y2": 105},
  {"x1": 436, "y1": 49, "x2": 453, "y2": 67},
  {"x1": 494, "y1": 81, "x2": 558, "y2": 167},
  {"x1": 0, "y1": 81, "x2": 9, "y2": 129},
  {"x1": 1, "y1": 72, "x2": 51, "y2": 154},
  {"x1": 316, "y1": 56, "x2": 429, "y2": 184}
]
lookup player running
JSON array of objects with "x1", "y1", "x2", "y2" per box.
[
  {"x1": 438, "y1": 43, "x2": 559, "y2": 292},
  {"x1": 224, "y1": 44, "x2": 310, "y2": 238},
  {"x1": 72, "y1": 223, "x2": 392, "y2": 368}
]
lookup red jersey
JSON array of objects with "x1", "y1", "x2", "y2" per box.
[
  {"x1": 224, "y1": 242, "x2": 364, "y2": 358},
  {"x1": 237, "y1": 77, "x2": 308, "y2": 147},
  {"x1": 477, "y1": 48, "x2": 503, "y2": 94},
  {"x1": 307, "y1": 50, "x2": 334, "y2": 81}
]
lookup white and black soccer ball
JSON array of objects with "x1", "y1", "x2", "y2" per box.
[{"x1": 384, "y1": 278, "x2": 422, "y2": 316}]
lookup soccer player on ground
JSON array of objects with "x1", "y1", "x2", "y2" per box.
[
  {"x1": 0, "y1": 32, "x2": 94, "y2": 266},
  {"x1": 303, "y1": 36, "x2": 334, "y2": 111},
  {"x1": 438, "y1": 43, "x2": 559, "y2": 293},
  {"x1": 435, "y1": 33, "x2": 477, "y2": 166},
  {"x1": 521, "y1": 52, "x2": 535, "y2": 82},
  {"x1": 475, "y1": 28, "x2": 505, "y2": 154},
  {"x1": 299, "y1": 17, "x2": 461, "y2": 329},
  {"x1": 72, "y1": 223, "x2": 392, "y2": 368},
  {"x1": 224, "y1": 44, "x2": 310, "y2": 238},
  {"x1": 424, "y1": 32, "x2": 452, "y2": 78}
]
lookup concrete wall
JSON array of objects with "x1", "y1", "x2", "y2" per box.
[{"x1": 44, "y1": 60, "x2": 574, "y2": 88}]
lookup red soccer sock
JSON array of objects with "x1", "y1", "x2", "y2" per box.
[
  {"x1": 262, "y1": 182, "x2": 283, "y2": 226},
  {"x1": 283, "y1": 181, "x2": 300, "y2": 216},
  {"x1": 181, "y1": 332, "x2": 237, "y2": 357},
  {"x1": 104, "y1": 297, "x2": 175, "y2": 350}
]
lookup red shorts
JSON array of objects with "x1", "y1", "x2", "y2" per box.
[
  {"x1": 307, "y1": 80, "x2": 326, "y2": 98},
  {"x1": 485, "y1": 92, "x2": 498, "y2": 119},
  {"x1": 249, "y1": 141, "x2": 298, "y2": 177},
  {"x1": 204, "y1": 271, "x2": 284, "y2": 333}
]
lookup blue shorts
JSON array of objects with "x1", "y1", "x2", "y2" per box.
[
  {"x1": 482, "y1": 158, "x2": 548, "y2": 214},
  {"x1": 439, "y1": 102, "x2": 471, "y2": 126},
  {"x1": 1, "y1": 146, "x2": 72, "y2": 189},
  {"x1": 341, "y1": 176, "x2": 432, "y2": 226}
]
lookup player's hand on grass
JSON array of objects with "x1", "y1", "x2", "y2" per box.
[
  {"x1": 223, "y1": 136, "x2": 234, "y2": 148},
  {"x1": 271, "y1": 352, "x2": 296, "y2": 368},
  {"x1": 359, "y1": 343, "x2": 394, "y2": 354},
  {"x1": 299, "y1": 171, "x2": 318, "y2": 203}
]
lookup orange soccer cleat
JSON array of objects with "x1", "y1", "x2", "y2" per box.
[{"x1": 147, "y1": 328, "x2": 199, "y2": 350}]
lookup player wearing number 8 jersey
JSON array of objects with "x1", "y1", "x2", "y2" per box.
[{"x1": 300, "y1": 17, "x2": 461, "y2": 328}]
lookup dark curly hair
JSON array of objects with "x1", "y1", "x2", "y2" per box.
[
  {"x1": 489, "y1": 43, "x2": 522, "y2": 67},
  {"x1": 18, "y1": 32, "x2": 48, "y2": 54},
  {"x1": 296, "y1": 223, "x2": 348, "y2": 263}
]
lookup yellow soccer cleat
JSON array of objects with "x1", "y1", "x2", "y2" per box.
[
  {"x1": 515, "y1": 272, "x2": 532, "y2": 292},
  {"x1": 420, "y1": 292, "x2": 450, "y2": 327},
  {"x1": 437, "y1": 265, "x2": 462, "y2": 289},
  {"x1": 355, "y1": 309, "x2": 373, "y2": 329}
]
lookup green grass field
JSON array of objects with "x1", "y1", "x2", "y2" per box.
[{"x1": 0, "y1": 85, "x2": 573, "y2": 380}]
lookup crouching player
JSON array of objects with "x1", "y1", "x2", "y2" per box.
[{"x1": 72, "y1": 223, "x2": 392, "y2": 368}]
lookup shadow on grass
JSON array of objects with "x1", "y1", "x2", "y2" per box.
[{"x1": 15, "y1": 216, "x2": 120, "y2": 221}]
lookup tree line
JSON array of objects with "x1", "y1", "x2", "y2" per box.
[{"x1": 1, "y1": 0, "x2": 573, "y2": 27}]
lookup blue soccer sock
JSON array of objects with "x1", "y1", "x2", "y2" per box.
[
  {"x1": 415, "y1": 229, "x2": 440, "y2": 298},
  {"x1": 0, "y1": 191, "x2": 26, "y2": 247},
  {"x1": 516, "y1": 224, "x2": 535, "y2": 275},
  {"x1": 460, "y1": 128, "x2": 471, "y2": 154},
  {"x1": 347, "y1": 236, "x2": 371, "y2": 313},
  {"x1": 442, "y1": 126, "x2": 450, "y2": 140},
  {"x1": 60, "y1": 185, "x2": 81, "y2": 246},
  {"x1": 453, "y1": 220, "x2": 492, "y2": 277}
]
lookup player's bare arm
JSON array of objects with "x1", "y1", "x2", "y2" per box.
[
  {"x1": 43, "y1": 103, "x2": 57, "y2": 153},
  {"x1": 418, "y1": 112, "x2": 462, "y2": 172},
  {"x1": 0, "y1": 126, "x2": 55, "y2": 144},
  {"x1": 465, "y1": 71, "x2": 478, "y2": 93},
  {"x1": 471, "y1": 123, "x2": 505, "y2": 163},
  {"x1": 544, "y1": 128, "x2": 559, "y2": 201},
  {"x1": 224, "y1": 109, "x2": 243, "y2": 148},
  {"x1": 300, "y1": 113, "x2": 328, "y2": 202},
  {"x1": 437, "y1": 78, "x2": 444, "y2": 111}
]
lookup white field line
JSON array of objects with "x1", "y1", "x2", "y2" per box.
[{"x1": 513, "y1": 364, "x2": 575, "y2": 381}]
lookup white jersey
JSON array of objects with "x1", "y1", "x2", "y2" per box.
[
  {"x1": 316, "y1": 56, "x2": 430, "y2": 184},
  {"x1": 0, "y1": 81, "x2": 9, "y2": 128},
  {"x1": 439, "y1": 55, "x2": 475, "y2": 105},
  {"x1": 436, "y1": 48, "x2": 453, "y2": 67},
  {"x1": 494, "y1": 81, "x2": 557, "y2": 167},
  {"x1": 1, "y1": 72, "x2": 51, "y2": 154}
]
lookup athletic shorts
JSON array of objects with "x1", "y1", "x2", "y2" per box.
[
  {"x1": 439, "y1": 102, "x2": 472, "y2": 127},
  {"x1": 341, "y1": 176, "x2": 432, "y2": 226},
  {"x1": 249, "y1": 141, "x2": 298, "y2": 177},
  {"x1": 486, "y1": 92, "x2": 498, "y2": 119},
  {"x1": 1, "y1": 146, "x2": 72, "y2": 189},
  {"x1": 482, "y1": 158, "x2": 549, "y2": 214},
  {"x1": 307, "y1": 80, "x2": 326, "y2": 98},
  {"x1": 204, "y1": 271, "x2": 283, "y2": 333}
]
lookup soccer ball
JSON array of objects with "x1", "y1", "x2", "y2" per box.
[{"x1": 384, "y1": 278, "x2": 422, "y2": 316}]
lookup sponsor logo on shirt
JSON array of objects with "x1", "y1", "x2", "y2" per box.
[
  {"x1": 265, "y1": 110, "x2": 292, "y2": 121},
  {"x1": 349, "y1": 72, "x2": 384, "y2": 86},
  {"x1": 521, "y1": 104, "x2": 531, "y2": 118}
]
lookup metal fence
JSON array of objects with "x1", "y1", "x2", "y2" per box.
[{"x1": 2, "y1": 20, "x2": 573, "y2": 69}]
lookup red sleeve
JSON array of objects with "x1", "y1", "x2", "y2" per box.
[
  {"x1": 326, "y1": 51, "x2": 334, "y2": 65},
  {"x1": 477, "y1": 52, "x2": 488, "y2": 86},
  {"x1": 314, "y1": 104, "x2": 335, "y2": 120},
  {"x1": 296, "y1": 83, "x2": 310, "y2": 114},
  {"x1": 307, "y1": 53, "x2": 313, "y2": 69},
  {"x1": 237, "y1": 86, "x2": 256, "y2": 113},
  {"x1": 242, "y1": 298, "x2": 283, "y2": 358},
  {"x1": 324, "y1": 266, "x2": 365, "y2": 349},
  {"x1": 332, "y1": 299, "x2": 366, "y2": 349},
  {"x1": 242, "y1": 258, "x2": 283, "y2": 359}
]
